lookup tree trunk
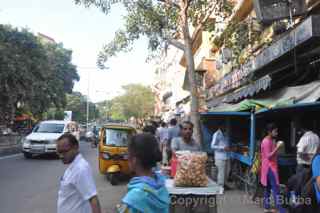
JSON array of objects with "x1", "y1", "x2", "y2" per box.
[{"x1": 180, "y1": 3, "x2": 204, "y2": 148}]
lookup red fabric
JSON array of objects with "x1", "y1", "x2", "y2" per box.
[{"x1": 170, "y1": 154, "x2": 178, "y2": 177}]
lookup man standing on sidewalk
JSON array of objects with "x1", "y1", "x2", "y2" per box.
[
  {"x1": 296, "y1": 125, "x2": 320, "y2": 172},
  {"x1": 57, "y1": 133, "x2": 101, "y2": 213},
  {"x1": 211, "y1": 124, "x2": 231, "y2": 188}
]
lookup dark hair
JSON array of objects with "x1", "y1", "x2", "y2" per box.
[
  {"x1": 57, "y1": 133, "x2": 79, "y2": 147},
  {"x1": 129, "y1": 133, "x2": 162, "y2": 170},
  {"x1": 170, "y1": 118, "x2": 177, "y2": 126},
  {"x1": 142, "y1": 125, "x2": 156, "y2": 135},
  {"x1": 266, "y1": 123, "x2": 277, "y2": 134},
  {"x1": 182, "y1": 120, "x2": 194, "y2": 129}
]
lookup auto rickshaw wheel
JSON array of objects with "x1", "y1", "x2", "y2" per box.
[
  {"x1": 230, "y1": 160, "x2": 243, "y2": 189},
  {"x1": 23, "y1": 152, "x2": 33, "y2": 159},
  {"x1": 109, "y1": 173, "x2": 118, "y2": 185}
]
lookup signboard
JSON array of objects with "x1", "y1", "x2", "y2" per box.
[{"x1": 64, "y1": 111, "x2": 72, "y2": 121}]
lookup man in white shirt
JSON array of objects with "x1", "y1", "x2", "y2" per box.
[
  {"x1": 56, "y1": 133, "x2": 101, "y2": 213},
  {"x1": 296, "y1": 127, "x2": 320, "y2": 172},
  {"x1": 156, "y1": 122, "x2": 169, "y2": 165},
  {"x1": 211, "y1": 125, "x2": 231, "y2": 188},
  {"x1": 171, "y1": 121, "x2": 201, "y2": 153}
]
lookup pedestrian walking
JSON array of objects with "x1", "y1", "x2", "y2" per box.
[
  {"x1": 296, "y1": 124, "x2": 320, "y2": 172},
  {"x1": 156, "y1": 122, "x2": 169, "y2": 165},
  {"x1": 117, "y1": 133, "x2": 170, "y2": 213},
  {"x1": 166, "y1": 118, "x2": 180, "y2": 162},
  {"x1": 260, "y1": 123, "x2": 285, "y2": 213},
  {"x1": 142, "y1": 125, "x2": 157, "y2": 135},
  {"x1": 309, "y1": 147, "x2": 320, "y2": 211},
  {"x1": 288, "y1": 147, "x2": 320, "y2": 213},
  {"x1": 211, "y1": 123, "x2": 231, "y2": 188},
  {"x1": 56, "y1": 133, "x2": 101, "y2": 213}
]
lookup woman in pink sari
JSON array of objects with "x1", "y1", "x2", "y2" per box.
[{"x1": 260, "y1": 123, "x2": 285, "y2": 213}]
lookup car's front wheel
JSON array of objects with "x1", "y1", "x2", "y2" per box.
[{"x1": 23, "y1": 152, "x2": 33, "y2": 159}]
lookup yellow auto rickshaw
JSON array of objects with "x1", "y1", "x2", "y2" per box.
[{"x1": 98, "y1": 123, "x2": 136, "y2": 185}]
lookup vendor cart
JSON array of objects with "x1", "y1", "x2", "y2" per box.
[
  {"x1": 200, "y1": 101, "x2": 320, "y2": 199},
  {"x1": 166, "y1": 178, "x2": 223, "y2": 213}
]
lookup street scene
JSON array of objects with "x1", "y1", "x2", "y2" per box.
[
  {"x1": 1, "y1": 0, "x2": 320, "y2": 213},
  {"x1": 0, "y1": 141, "x2": 262, "y2": 213}
]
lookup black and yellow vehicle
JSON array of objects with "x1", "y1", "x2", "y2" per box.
[{"x1": 98, "y1": 123, "x2": 136, "y2": 185}]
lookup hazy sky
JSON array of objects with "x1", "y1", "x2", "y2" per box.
[{"x1": 0, "y1": 0, "x2": 155, "y2": 102}]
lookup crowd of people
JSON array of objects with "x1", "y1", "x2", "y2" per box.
[{"x1": 54, "y1": 117, "x2": 320, "y2": 213}]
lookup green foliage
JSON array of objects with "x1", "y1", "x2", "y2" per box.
[
  {"x1": 93, "y1": 0, "x2": 180, "y2": 68},
  {"x1": 96, "y1": 84, "x2": 155, "y2": 121},
  {"x1": 0, "y1": 25, "x2": 79, "y2": 124},
  {"x1": 74, "y1": 0, "x2": 228, "y2": 68},
  {"x1": 224, "y1": 21, "x2": 250, "y2": 65},
  {"x1": 43, "y1": 92, "x2": 99, "y2": 123}
]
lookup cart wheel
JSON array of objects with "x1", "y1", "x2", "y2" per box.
[
  {"x1": 245, "y1": 170, "x2": 258, "y2": 200},
  {"x1": 109, "y1": 173, "x2": 118, "y2": 185},
  {"x1": 230, "y1": 160, "x2": 243, "y2": 189}
]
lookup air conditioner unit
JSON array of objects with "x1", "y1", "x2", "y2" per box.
[
  {"x1": 253, "y1": 0, "x2": 307, "y2": 24},
  {"x1": 221, "y1": 48, "x2": 232, "y2": 64}
]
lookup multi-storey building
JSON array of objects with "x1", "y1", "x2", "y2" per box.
[{"x1": 200, "y1": 0, "x2": 320, "y2": 196}]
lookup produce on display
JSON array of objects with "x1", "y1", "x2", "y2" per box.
[{"x1": 174, "y1": 151, "x2": 208, "y2": 187}]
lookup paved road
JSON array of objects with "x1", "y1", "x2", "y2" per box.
[
  {"x1": 0, "y1": 141, "x2": 126, "y2": 213},
  {"x1": 0, "y1": 141, "x2": 263, "y2": 213}
]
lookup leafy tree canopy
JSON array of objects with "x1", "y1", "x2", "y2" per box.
[
  {"x1": 75, "y1": 0, "x2": 227, "y2": 68},
  {"x1": 0, "y1": 25, "x2": 79, "y2": 124},
  {"x1": 97, "y1": 84, "x2": 155, "y2": 121},
  {"x1": 44, "y1": 92, "x2": 99, "y2": 124}
]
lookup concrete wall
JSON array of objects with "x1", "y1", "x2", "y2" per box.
[{"x1": 0, "y1": 134, "x2": 23, "y2": 156}]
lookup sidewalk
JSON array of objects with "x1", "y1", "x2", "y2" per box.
[
  {"x1": 217, "y1": 190, "x2": 263, "y2": 213},
  {"x1": 0, "y1": 135, "x2": 22, "y2": 157}
]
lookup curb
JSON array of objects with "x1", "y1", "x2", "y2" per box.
[{"x1": 0, "y1": 145, "x2": 21, "y2": 158}]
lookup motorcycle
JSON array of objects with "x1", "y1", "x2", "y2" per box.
[{"x1": 86, "y1": 131, "x2": 98, "y2": 148}]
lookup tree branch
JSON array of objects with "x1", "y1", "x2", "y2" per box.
[
  {"x1": 158, "y1": 0, "x2": 181, "y2": 10},
  {"x1": 166, "y1": 38, "x2": 185, "y2": 51},
  {"x1": 191, "y1": 1, "x2": 220, "y2": 41}
]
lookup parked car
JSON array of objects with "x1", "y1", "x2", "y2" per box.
[{"x1": 21, "y1": 120, "x2": 80, "y2": 159}]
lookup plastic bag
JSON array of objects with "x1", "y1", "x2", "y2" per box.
[{"x1": 174, "y1": 151, "x2": 208, "y2": 187}]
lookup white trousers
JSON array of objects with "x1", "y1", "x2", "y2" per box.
[
  {"x1": 215, "y1": 159, "x2": 230, "y2": 186},
  {"x1": 162, "y1": 144, "x2": 168, "y2": 165}
]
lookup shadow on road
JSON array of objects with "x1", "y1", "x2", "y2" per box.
[{"x1": 26, "y1": 153, "x2": 60, "y2": 160}]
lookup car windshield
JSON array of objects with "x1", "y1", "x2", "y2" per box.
[
  {"x1": 104, "y1": 129, "x2": 131, "y2": 147},
  {"x1": 33, "y1": 123, "x2": 65, "y2": 133}
]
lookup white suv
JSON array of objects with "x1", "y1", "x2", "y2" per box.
[{"x1": 22, "y1": 120, "x2": 79, "y2": 158}]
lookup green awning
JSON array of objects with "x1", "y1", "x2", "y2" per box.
[{"x1": 208, "y1": 80, "x2": 320, "y2": 112}]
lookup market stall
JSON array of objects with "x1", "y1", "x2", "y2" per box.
[
  {"x1": 166, "y1": 178, "x2": 223, "y2": 213},
  {"x1": 201, "y1": 81, "x2": 320, "y2": 198},
  {"x1": 164, "y1": 151, "x2": 223, "y2": 213}
]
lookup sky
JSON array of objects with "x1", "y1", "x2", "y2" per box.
[{"x1": 0, "y1": 0, "x2": 155, "y2": 103}]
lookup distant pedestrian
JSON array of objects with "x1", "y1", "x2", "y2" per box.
[
  {"x1": 117, "y1": 133, "x2": 170, "y2": 213},
  {"x1": 56, "y1": 133, "x2": 101, "y2": 213},
  {"x1": 166, "y1": 118, "x2": 180, "y2": 161},
  {"x1": 156, "y1": 122, "x2": 169, "y2": 164},
  {"x1": 296, "y1": 125, "x2": 320, "y2": 172},
  {"x1": 260, "y1": 123, "x2": 285, "y2": 213},
  {"x1": 142, "y1": 125, "x2": 157, "y2": 135}
]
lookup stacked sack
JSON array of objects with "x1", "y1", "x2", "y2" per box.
[{"x1": 174, "y1": 151, "x2": 208, "y2": 187}]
